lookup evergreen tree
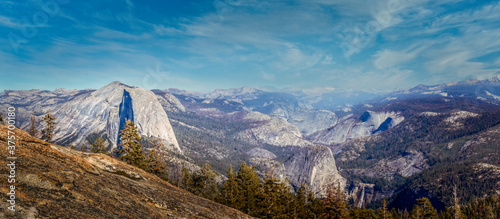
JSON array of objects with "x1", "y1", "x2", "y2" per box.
[
  {"x1": 451, "y1": 185, "x2": 465, "y2": 219},
  {"x1": 91, "y1": 136, "x2": 107, "y2": 154},
  {"x1": 118, "y1": 120, "x2": 147, "y2": 169},
  {"x1": 295, "y1": 184, "x2": 309, "y2": 218},
  {"x1": 146, "y1": 138, "x2": 169, "y2": 180},
  {"x1": 219, "y1": 165, "x2": 239, "y2": 208},
  {"x1": 0, "y1": 113, "x2": 4, "y2": 125},
  {"x1": 28, "y1": 110, "x2": 38, "y2": 137},
  {"x1": 377, "y1": 199, "x2": 393, "y2": 219},
  {"x1": 40, "y1": 112, "x2": 57, "y2": 143},
  {"x1": 235, "y1": 162, "x2": 262, "y2": 215},
  {"x1": 360, "y1": 208, "x2": 376, "y2": 218},
  {"x1": 147, "y1": 149, "x2": 168, "y2": 179},
  {"x1": 294, "y1": 183, "x2": 323, "y2": 219},
  {"x1": 180, "y1": 167, "x2": 193, "y2": 191},
  {"x1": 410, "y1": 198, "x2": 437, "y2": 219},
  {"x1": 322, "y1": 182, "x2": 349, "y2": 219},
  {"x1": 191, "y1": 163, "x2": 218, "y2": 200},
  {"x1": 256, "y1": 175, "x2": 293, "y2": 218}
]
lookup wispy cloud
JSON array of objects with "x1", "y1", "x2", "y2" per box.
[
  {"x1": 1, "y1": 0, "x2": 500, "y2": 91},
  {"x1": 0, "y1": 15, "x2": 20, "y2": 29},
  {"x1": 373, "y1": 46, "x2": 423, "y2": 69}
]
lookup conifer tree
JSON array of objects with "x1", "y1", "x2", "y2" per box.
[
  {"x1": 146, "y1": 138, "x2": 169, "y2": 180},
  {"x1": 219, "y1": 165, "x2": 239, "y2": 208},
  {"x1": 257, "y1": 175, "x2": 292, "y2": 218},
  {"x1": 360, "y1": 208, "x2": 376, "y2": 218},
  {"x1": 28, "y1": 110, "x2": 38, "y2": 137},
  {"x1": 147, "y1": 148, "x2": 168, "y2": 180},
  {"x1": 191, "y1": 163, "x2": 218, "y2": 200},
  {"x1": 91, "y1": 136, "x2": 107, "y2": 154},
  {"x1": 295, "y1": 184, "x2": 308, "y2": 218},
  {"x1": 180, "y1": 167, "x2": 193, "y2": 191},
  {"x1": 236, "y1": 162, "x2": 262, "y2": 215},
  {"x1": 118, "y1": 120, "x2": 147, "y2": 169},
  {"x1": 292, "y1": 183, "x2": 323, "y2": 218},
  {"x1": 410, "y1": 198, "x2": 437, "y2": 219},
  {"x1": 322, "y1": 181, "x2": 349, "y2": 219},
  {"x1": 452, "y1": 185, "x2": 465, "y2": 219},
  {"x1": 40, "y1": 112, "x2": 57, "y2": 143},
  {"x1": 377, "y1": 199, "x2": 393, "y2": 219}
]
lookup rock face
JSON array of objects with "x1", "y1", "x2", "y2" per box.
[
  {"x1": 352, "y1": 150, "x2": 429, "y2": 179},
  {"x1": 53, "y1": 81, "x2": 180, "y2": 152},
  {"x1": 287, "y1": 109, "x2": 339, "y2": 136},
  {"x1": 308, "y1": 111, "x2": 404, "y2": 145},
  {"x1": 246, "y1": 148, "x2": 277, "y2": 159},
  {"x1": 248, "y1": 157, "x2": 288, "y2": 185},
  {"x1": 0, "y1": 126, "x2": 251, "y2": 219},
  {"x1": 238, "y1": 112, "x2": 312, "y2": 147},
  {"x1": 284, "y1": 146, "x2": 346, "y2": 196}
]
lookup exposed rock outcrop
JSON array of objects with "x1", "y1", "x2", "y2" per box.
[
  {"x1": 308, "y1": 111, "x2": 404, "y2": 145},
  {"x1": 0, "y1": 82, "x2": 180, "y2": 152},
  {"x1": 247, "y1": 148, "x2": 277, "y2": 159},
  {"x1": 350, "y1": 150, "x2": 428, "y2": 180},
  {"x1": 284, "y1": 146, "x2": 346, "y2": 196},
  {"x1": 53, "y1": 81, "x2": 180, "y2": 152},
  {"x1": 238, "y1": 112, "x2": 312, "y2": 147}
]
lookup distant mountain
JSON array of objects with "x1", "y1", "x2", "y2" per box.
[{"x1": 381, "y1": 74, "x2": 500, "y2": 104}]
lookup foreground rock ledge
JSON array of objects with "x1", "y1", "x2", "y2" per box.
[{"x1": 0, "y1": 125, "x2": 252, "y2": 219}]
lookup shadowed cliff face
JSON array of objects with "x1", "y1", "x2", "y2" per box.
[
  {"x1": 117, "y1": 89, "x2": 134, "y2": 150},
  {"x1": 0, "y1": 126, "x2": 251, "y2": 219}
]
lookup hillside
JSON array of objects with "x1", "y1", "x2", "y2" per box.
[
  {"x1": 336, "y1": 101, "x2": 500, "y2": 210},
  {"x1": 0, "y1": 125, "x2": 251, "y2": 219}
]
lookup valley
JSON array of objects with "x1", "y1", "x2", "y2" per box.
[{"x1": 1, "y1": 75, "x2": 500, "y2": 217}]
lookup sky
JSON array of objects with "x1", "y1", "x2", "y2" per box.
[{"x1": 1, "y1": 0, "x2": 500, "y2": 92}]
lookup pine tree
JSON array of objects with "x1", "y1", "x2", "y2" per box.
[
  {"x1": 28, "y1": 110, "x2": 38, "y2": 137},
  {"x1": 219, "y1": 165, "x2": 239, "y2": 208},
  {"x1": 235, "y1": 162, "x2": 262, "y2": 215},
  {"x1": 256, "y1": 174, "x2": 292, "y2": 218},
  {"x1": 322, "y1": 181, "x2": 349, "y2": 219},
  {"x1": 410, "y1": 198, "x2": 437, "y2": 219},
  {"x1": 91, "y1": 136, "x2": 107, "y2": 154},
  {"x1": 144, "y1": 138, "x2": 168, "y2": 179},
  {"x1": 452, "y1": 185, "x2": 465, "y2": 219},
  {"x1": 295, "y1": 184, "x2": 309, "y2": 218},
  {"x1": 191, "y1": 163, "x2": 218, "y2": 200},
  {"x1": 40, "y1": 112, "x2": 57, "y2": 143},
  {"x1": 147, "y1": 148, "x2": 169, "y2": 180},
  {"x1": 118, "y1": 120, "x2": 147, "y2": 169},
  {"x1": 180, "y1": 167, "x2": 193, "y2": 191},
  {"x1": 377, "y1": 199, "x2": 393, "y2": 219},
  {"x1": 360, "y1": 208, "x2": 376, "y2": 218}
]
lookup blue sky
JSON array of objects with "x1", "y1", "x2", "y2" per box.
[{"x1": 1, "y1": 0, "x2": 500, "y2": 92}]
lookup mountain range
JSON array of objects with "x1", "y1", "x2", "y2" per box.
[{"x1": 1, "y1": 75, "x2": 499, "y2": 210}]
